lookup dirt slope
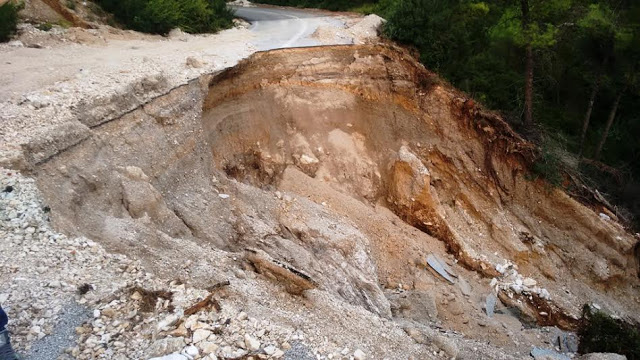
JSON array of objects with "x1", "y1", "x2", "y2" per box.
[
  {"x1": 201, "y1": 44, "x2": 639, "y2": 323},
  {"x1": 7, "y1": 43, "x2": 634, "y2": 359}
]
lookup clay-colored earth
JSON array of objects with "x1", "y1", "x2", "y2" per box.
[{"x1": 26, "y1": 44, "x2": 639, "y2": 359}]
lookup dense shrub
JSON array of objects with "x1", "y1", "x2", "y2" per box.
[
  {"x1": 578, "y1": 305, "x2": 640, "y2": 359},
  {"x1": 95, "y1": 0, "x2": 234, "y2": 35},
  {"x1": 0, "y1": 1, "x2": 21, "y2": 43}
]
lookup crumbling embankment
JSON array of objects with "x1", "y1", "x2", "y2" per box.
[{"x1": 25, "y1": 44, "x2": 640, "y2": 356}]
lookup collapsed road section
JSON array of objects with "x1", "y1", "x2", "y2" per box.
[{"x1": 2, "y1": 43, "x2": 639, "y2": 359}]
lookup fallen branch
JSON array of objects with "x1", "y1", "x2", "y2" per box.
[{"x1": 184, "y1": 280, "x2": 229, "y2": 315}]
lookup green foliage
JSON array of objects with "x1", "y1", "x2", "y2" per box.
[
  {"x1": 489, "y1": 0, "x2": 570, "y2": 50},
  {"x1": 245, "y1": 0, "x2": 640, "y2": 227},
  {"x1": 37, "y1": 22, "x2": 54, "y2": 31},
  {"x1": 529, "y1": 136, "x2": 566, "y2": 186},
  {"x1": 94, "y1": 0, "x2": 233, "y2": 35},
  {"x1": 578, "y1": 4, "x2": 615, "y2": 35},
  {"x1": 0, "y1": 1, "x2": 22, "y2": 43},
  {"x1": 66, "y1": 0, "x2": 77, "y2": 10},
  {"x1": 578, "y1": 305, "x2": 640, "y2": 359}
]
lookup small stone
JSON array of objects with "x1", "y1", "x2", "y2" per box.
[
  {"x1": 186, "y1": 57, "x2": 206, "y2": 68},
  {"x1": 93, "y1": 310, "x2": 101, "y2": 318},
  {"x1": 244, "y1": 334, "x2": 260, "y2": 351},
  {"x1": 149, "y1": 355, "x2": 188, "y2": 360},
  {"x1": 199, "y1": 341, "x2": 219, "y2": 354},
  {"x1": 523, "y1": 278, "x2": 537, "y2": 287},
  {"x1": 434, "y1": 336, "x2": 458, "y2": 359},
  {"x1": 353, "y1": 349, "x2": 366, "y2": 360},
  {"x1": 8, "y1": 40, "x2": 24, "y2": 48},
  {"x1": 193, "y1": 329, "x2": 212, "y2": 344},
  {"x1": 264, "y1": 345, "x2": 277, "y2": 355},
  {"x1": 234, "y1": 268, "x2": 246, "y2": 279},
  {"x1": 184, "y1": 315, "x2": 199, "y2": 330},
  {"x1": 184, "y1": 345, "x2": 199, "y2": 357},
  {"x1": 101, "y1": 308, "x2": 116, "y2": 318},
  {"x1": 236, "y1": 312, "x2": 248, "y2": 321},
  {"x1": 147, "y1": 337, "x2": 187, "y2": 357}
]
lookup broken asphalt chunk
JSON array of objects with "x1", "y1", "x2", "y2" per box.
[
  {"x1": 426, "y1": 254, "x2": 456, "y2": 284},
  {"x1": 485, "y1": 293, "x2": 497, "y2": 317},
  {"x1": 531, "y1": 347, "x2": 570, "y2": 360}
]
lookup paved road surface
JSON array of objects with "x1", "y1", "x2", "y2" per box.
[{"x1": 232, "y1": 6, "x2": 344, "y2": 50}]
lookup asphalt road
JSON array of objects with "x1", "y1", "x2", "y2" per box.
[{"x1": 232, "y1": 5, "x2": 344, "y2": 50}]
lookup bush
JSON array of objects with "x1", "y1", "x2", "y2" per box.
[
  {"x1": 578, "y1": 305, "x2": 640, "y2": 359},
  {"x1": 0, "y1": 1, "x2": 21, "y2": 43},
  {"x1": 94, "y1": 0, "x2": 234, "y2": 35},
  {"x1": 529, "y1": 136, "x2": 568, "y2": 186},
  {"x1": 37, "y1": 22, "x2": 54, "y2": 31}
]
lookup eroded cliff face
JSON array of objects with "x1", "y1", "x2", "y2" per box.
[{"x1": 32, "y1": 44, "x2": 640, "y2": 357}]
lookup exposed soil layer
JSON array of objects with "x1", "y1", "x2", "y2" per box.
[{"x1": 30, "y1": 44, "x2": 640, "y2": 356}]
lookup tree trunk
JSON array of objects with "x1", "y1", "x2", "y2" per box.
[
  {"x1": 521, "y1": 0, "x2": 534, "y2": 127},
  {"x1": 594, "y1": 90, "x2": 624, "y2": 160},
  {"x1": 579, "y1": 56, "x2": 608, "y2": 157},
  {"x1": 578, "y1": 78, "x2": 601, "y2": 157}
]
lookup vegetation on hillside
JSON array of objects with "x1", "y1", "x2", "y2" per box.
[
  {"x1": 578, "y1": 305, "x2": 640, "y2": 358},
  {"x1": 94, "y1": 0, "x2": 234, "y2": 35},
  {"x1": 252, "y1": 0, "x2": 640, "y2": 228},
  {"x1": 0, "y1": 1, "x2": 22, "y2": 42}
]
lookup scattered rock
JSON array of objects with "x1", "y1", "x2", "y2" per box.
[
  {"x1": 193, "y1": 329, "x2": 212, "y2": 344},
  {"x1": 158, "y1": 314, "x2": 180, "y2": 331},
  {"x1": 531, "y1": 347, "x2": 571, "y2": 360},
  {"x1": 579, "y1": 354, "x2": 627, "y2": 360},
  {"x1": 149, "y1": 354, "x2": 189, "y2": 360},
  {"x1": 244, "y1": 334, "x2": 260, "y2": 351},
  {"x1": 186, "y1": 57, "x2": 206, "y2": 68},
  {"x1": 183, "y1": 345, "x2": 199, "y2": 357},
  {"x1": 485, "y1": 293, "x2": 497, "y2": 317},
  {"x1": 147, "y1": 337, "x2": 187, "y2": 357},
  {"x1": 245, "y1": 249, "x2": 316, "y2": 295}
]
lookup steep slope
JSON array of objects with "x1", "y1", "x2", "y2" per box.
[{"x1": 15, "y1": 43, "x2": 640, "y2": 358}]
